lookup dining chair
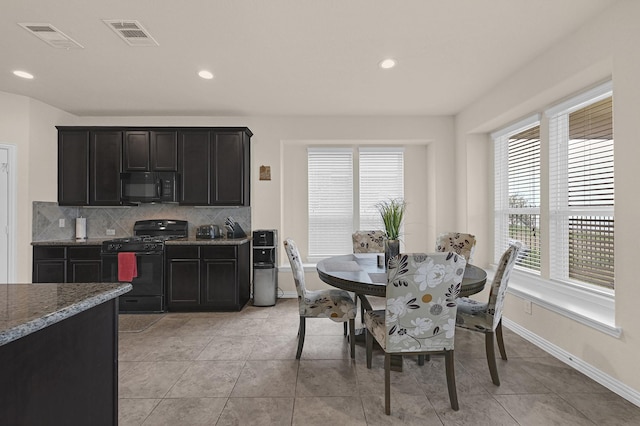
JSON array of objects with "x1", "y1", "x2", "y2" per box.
[
  {"x1": 435, "y1": 232, "x2": 477, "y2": 264},
  {"x1": 364, "y1": 252, "x2": 467, "y2": 414},
  {"x1": 352, "y1": 230, "x2": 386, "y2": 253},
  {"x1": 283, "y1": 238, "x2": 357, "y2": 359},
  {"x1": 455, "y1": 241, "x2": 523, "y2": 386}
]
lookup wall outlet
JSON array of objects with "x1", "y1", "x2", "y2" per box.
[
  {"x1": 59, "y1": 219, "x2": 65, "y2": 227},
  {"x1": 106, "y1": 229, "x2": 116, "y2": 236},
  {"x1": 524, "y1": 300, "x2": 532, "y2": 315}
]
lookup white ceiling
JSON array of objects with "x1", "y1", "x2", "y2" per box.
[{"x1": 0, "y1": 0, "x2": 616, "y2": 117}]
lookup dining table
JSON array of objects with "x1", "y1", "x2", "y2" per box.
[{"x1": 316, "y1": 252, "x2": 488, "y2": 370}]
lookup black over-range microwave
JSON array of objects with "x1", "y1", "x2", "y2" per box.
[{"x1": 121, "y1": 172, "x2": 179, "y2": 203}]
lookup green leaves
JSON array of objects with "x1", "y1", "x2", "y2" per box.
[{"x1": 377, "y1": 198, "x2": 406, "y2": 240}]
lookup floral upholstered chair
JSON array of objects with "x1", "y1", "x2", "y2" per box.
[
  {"x1": 283, "y1": 238, "x2": 357, "y2": 359},
  {"x1": 352, "y1": 230, "x2": 386, "y2": 253},
  {"x1": 455, "y1": 241, "x2": 523, "y2": 386},
  {"x1": 364, "y1": 252, "x2": 467, "y2": 414},
  {"x1": 435, "y1": 232, "x2": 477, "y2": 264}
]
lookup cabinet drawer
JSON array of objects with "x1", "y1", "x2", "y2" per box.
[
  {"x1": 166, "y1": 246, "x2": 200, "y2": 258},
  {"x1": 67, "y1": 246, "x2": 101, "y2": 260},
  {"x1": 201, "y1": 246, "x2": 236, "y2": 259},
  {"x1": 33, "y1": 246, "x2": 66, "y2": 260}
]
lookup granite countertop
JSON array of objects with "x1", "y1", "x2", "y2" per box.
[
  {"x1": 166, "y1": 236, "x2": 251, "y2": 245},
  {"x1": 0, "y1": 282, "x2": 132, "y2": 346},
  {"x1": 32, "y1": 237, "x2": 251, "y2": 246},
  {"x1": 31, "y1": 239, "x2": 108, "y2": 246}
]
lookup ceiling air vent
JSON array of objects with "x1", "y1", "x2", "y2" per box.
[
  {"x1": 18, "y1": 23, "x2": 84, "y2": 49},
  {"x1": 103, "y1": 20, "x2": 158, "y2": 46}
]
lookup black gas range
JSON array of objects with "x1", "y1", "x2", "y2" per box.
[{"x1": 101, "y1": 219, "x2": 188, "y2": 313}]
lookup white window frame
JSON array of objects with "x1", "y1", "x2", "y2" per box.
[
  {"x1": 307, "y1": 146, "x2": 404, "y2": 261},
  {"x1": 491, "y1": 81, "x2": 619, "y2": 337}
]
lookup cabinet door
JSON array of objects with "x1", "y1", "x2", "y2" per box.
[
  {"x1": 167, "y1": 259, "x2": 201, "y2": 309},
  {"x1": 202, "y1": 258, "x2": 238, "y2": 308},
  {"x1": 90, "y1": 131, "x2": 122, "y2": 205},
  {"x1": 151, "y1": 131, "x2": 178, "y2": 171},
  {"x1": 33, "y1": 246, "x2": 67, "y2": 283},
  {"x1": 211, "y1": 131, "x2": 247, "y2": 206},
  {"x1": 123, "y1": 131, "x2": 150, "y2": 171},
  {"x1": 58, "y1": 130, "x2": 89, "y2": 206},
  {"x1": 178, "y1": 131, "x2": 211, "y2": 205},
  {"x1": 67, "y1": 247, "x2": 102, "y2": 283}
]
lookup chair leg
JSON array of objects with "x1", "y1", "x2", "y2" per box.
[
  {"x1": 417, "y1": 354, "x2": 430, "y2": 365},
  {"x1": 384, "y1": 353, "x2": 391, "y2": 415},
  {"x1": 343, "y1": 322, "x2": 348, "y2": 336},
  {"x1": 485, "y1": 331, "x2": 500, "y2": 386},
  {"x1": 349, "y1": 318, "x2": 355, "y2": 359},
  {"x1": 296, "y1": 317, "x2": 306, "y2": 360},
  {"x1": 365, "y1": 328, "x2": 373, "y2": 369},
  {"x1": 496, "y1": 319, "x2": 508, "y2": 360},
  {"x1": 444, "y1": 350, "x2": 459, "y2": 411}
]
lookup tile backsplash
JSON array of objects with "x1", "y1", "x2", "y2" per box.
[{"x1": 32, "y1": 201, "x2": 251, "y2": 241}]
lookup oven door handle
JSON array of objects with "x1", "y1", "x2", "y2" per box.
[{"x1": 135, "y1": 251, "x2": 163, "y2": 256}]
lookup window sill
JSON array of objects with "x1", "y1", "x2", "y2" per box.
[{"x1": 491, "y1": 267, "x2": 621, "y2": 337}]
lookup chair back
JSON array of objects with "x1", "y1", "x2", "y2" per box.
[
  {"x1": 435, "y1": 232, "x2": 476, "y2": 263},
  {"x1": 352, "y1": 230, "x2": 385, "y2": 253},
  {"x1": 384, "y1": 252, "x2": 466, "y2": 353},
  {"x1": 487, "y1": 242, "x2": 523, "y2": 330},
  {"x1": 283, "y1": 238, "x2": 306, "y2": 299}
]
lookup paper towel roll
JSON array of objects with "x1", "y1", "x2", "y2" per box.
[{"x1": 75, "y1": 217, "x2": 87, "y2": 240}]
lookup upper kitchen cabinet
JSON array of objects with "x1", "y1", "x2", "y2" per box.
[
  {"x1": 58, "y1": 130, "x2": 90, "y2": 206},
  {"x1": 123, "y1": 130, "x2": 177, "y2": 172},
  {"x1": 58, "y1": 127, "x2": 122, "y2": 206},
  {"x1": 178, "y1": 128, "x2": 252, "y2": 206},
  {"x1": 90, "y1": 131, "x2": 122, "y2": 205}
]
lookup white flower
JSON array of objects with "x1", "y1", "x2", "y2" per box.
[
  {"x1": 443, "y1": 262, "x2": 463, "y2": 284},
  {"x1": 425, "y1": 263, "x2": 445, "y2": 289},
  {"x1": 442, "y1": 318, "x2": 456, "y2": 339},
  {"x1": 410, "y1": 317, "x2": 433, "y2": 336},
  {"x1": 386, "y1": 293, "x2": 414, "y2": 322}
]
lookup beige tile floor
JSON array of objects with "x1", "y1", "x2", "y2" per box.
[{"x1": 118, "y1": 298, "x2": 640, "y2": 425}]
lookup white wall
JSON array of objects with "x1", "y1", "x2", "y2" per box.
[
  {"x1": 455, "y1": 1, "x2": 640, "y2": 396},
  {"x1": 0, "y1": 92, "x2": 77, "y2": 281}
]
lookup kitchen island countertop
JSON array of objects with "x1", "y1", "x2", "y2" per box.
[
  {"x1": 31, "y1": 238, "x2": 107, "y2": 246},
  {"x1": 0, "y1": 282, "x2": 131, "y2": 346}
]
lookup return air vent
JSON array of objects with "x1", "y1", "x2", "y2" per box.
[
  {"x1": 103, "y1": 20, "x2": 158, "y2": 46},
  {"x1": 18, "y1": 23, "x2": 84, "y2": 49}
]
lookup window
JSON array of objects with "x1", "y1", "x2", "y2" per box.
[
  {"x1": 308, "y1": 147, "x2": 404, "y2": 258},
  {"x1": 493, "y1": 116, "x2": 541, "y2": 272},
  {"x1": 493, "y1": 81, "x2": 614, "y2": 291},
  {"x1": 548, "y1": 83, "x2": 614, "y2": 289}
]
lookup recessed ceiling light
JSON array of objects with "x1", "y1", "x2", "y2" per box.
[
  {"x1": 198, "y1": 70, "x2": 214, "y2": 80},
  {"x1": 379, "y1": 58, "x2": 397, "y2": 69},
  {"x1": 13, "y1": 70, "x2": 34, "y2": 79}
]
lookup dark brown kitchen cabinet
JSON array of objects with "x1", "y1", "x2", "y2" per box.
[
  {"x1": 178, "y1": 131, "x2": 211, "y2": 205},
  {"x1": 123, "y1": 130, "x2": 178, "y2": 172},
  {"x1": 166, "y1": 242, "x2": 250, "y2": 311},
  {"x1": 166, "y1": 246, "x2": 201, "y2": 309},
  {"x1": 33, "y1": 245, "x2": 102, "y2": 283},
  {"x1": 58, "y1": 130, "x2": 89, "y2": 206},
  {"x1": 90, "y1": 131, "x2": 122, "y2": 205},
  {"x1": 67, "y1": 246, "x2": 102, "y2": 283},
  {"x1": 179, "y1": 128, "x2": 251, "y2": 206},
  {"x1": 33, "y1": 247, "x2": 66, "y2": 283}
]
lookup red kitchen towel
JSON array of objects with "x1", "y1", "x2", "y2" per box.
[{"x1": 118, "y1": 252, "x2": 138, "y2": 282}]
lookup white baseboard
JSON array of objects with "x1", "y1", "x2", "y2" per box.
[{"x1": 503, "y1": 317, "x2": 640, "y2": 407}]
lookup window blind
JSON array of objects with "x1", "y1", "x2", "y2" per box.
[
  {"x1": 548, "y1": 85, "x2": 614, "y2": 289},
  {"x1": 493, "y1": 115, "x2": 540, "y2": 272},
  {"x1": 308, "y1": 148, "x2": 354, "y2": 257},
  {"x1": 359, "y1": 148, "x2": 404, "y2": 231}
]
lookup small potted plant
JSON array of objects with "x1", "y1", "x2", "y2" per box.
[{"x1": 376, "y1": 198, "x2": 406, "y2": 266}]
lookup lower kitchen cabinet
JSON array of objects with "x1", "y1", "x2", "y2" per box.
[
  {"x1": 166, "y1": 242, "x2": 250, "y2": 311},
  {"x1": 33, "y1": 245, "x2": 102, "y2": 283}
]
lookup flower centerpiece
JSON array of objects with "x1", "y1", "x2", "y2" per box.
[{"x1": 376, "y1": 198, "x2": 406, "y2": 267}]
